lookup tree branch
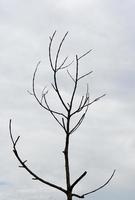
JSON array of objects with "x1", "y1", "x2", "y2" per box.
[
  {"x1": 57, "y1": 57, "x2": 74, "y2": 71},
  {"x1": 78, "y1": 71, "x2": 93, "y2": 81},
  {"x1": 67, "y1": 69, "x2": 75, "y2": 83},
  {"x1": 53, "y1": 68, "x2": 69, "y2": 111},
  {"x1": 69, "y1": 55, "x2": 79, "y2": 111},
  {"x1": 70, "y1": 106, "x2": 88, "y2": 134},
  {"x1": 70, "y1": 171, "x2": 87, "y2": 190},
  {"x1": 9, "y1": 119, "x2": 66, "y2": 194},
  {"x1": 55, "y1": 32, "x2": 68, "y2": 71},
  {"x1": 42, "y1": 93, "x2": 67, "y2": 131},
  {"x1": 70, "y1": 84, "x2": 89, "y2": 116},
  {"x1": 48, "y1": 32, "x2": 69, "y2": 111},
  {"x1": 78, "y1": 49, "x2": 92, "y2": 60},
  {"x1": 32, "y1": 61, "x2": 67, "y2": 118},
  {"x1": 83, "y1": 94, "x2": 106, "y2": 108},
  {"x1": 58, "y1": 56, "x2": 68, "y2": 69},
  {"x1": 72, "y1": 169, "x2": 116, "y2": 198},
  {"x1": 49, "y1": 31, "x2": 56, "y2": 71},
  {"x1": 71, "y1": 94, "x2": 105, "y2": 116}
]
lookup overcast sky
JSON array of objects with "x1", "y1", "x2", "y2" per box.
[{"x1": 0, "y1": 0, "x2": 135, "y2": 199}]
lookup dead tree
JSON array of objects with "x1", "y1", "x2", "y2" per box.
[{"x1": 9, "y1": 31, "x2": 115, "y2": 200}]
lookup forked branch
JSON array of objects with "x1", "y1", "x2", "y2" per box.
[
  {"x1": 71, "y1": 171, "x2": 87, "y2": 190},
  {"x1": 72, "y1": 169, "x2": 116, "y2": 198},
  {"x1": 31, "y1": 61, "x2": 67, "y2": 119}
]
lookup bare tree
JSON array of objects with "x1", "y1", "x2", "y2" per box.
[{"x1": 9, "y1": 31, "x2": 115, "y2": 200}]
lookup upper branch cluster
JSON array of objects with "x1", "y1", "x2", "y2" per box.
[{"x1": 31, "y1": 31, "x2": 105, "y2": 135}]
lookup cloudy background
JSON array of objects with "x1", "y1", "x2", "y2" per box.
[{"x1": 0, "y1": 0, "x2": 135, "y2": 199}]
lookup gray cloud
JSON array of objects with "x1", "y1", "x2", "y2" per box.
[{"x1": 0, "y1": 0, "x2": 135, "y2": 199}]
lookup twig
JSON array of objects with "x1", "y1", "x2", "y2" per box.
[
  {"x1": 78, "y1": 71, "x2": 93, "y2": 81},
  {"x1": 49, "y1": 31, "x2": 57, "y2": 71},
  {"x1": 70, "y1": 171, "x2": 87, "y2": 190},
  {"x1": 55, "y1": 32, "x2": 68, "y2": 70},
  {"x1": 78, "y1": 49, "x2": 92, "y2": 60},
  {"x1": 67, "y1": 70, "x2": 75, "y2": 82}
]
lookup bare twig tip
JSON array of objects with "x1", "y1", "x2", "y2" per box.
[{"x1": 27, "y1": 90, "x2": 33, "y2": 95}]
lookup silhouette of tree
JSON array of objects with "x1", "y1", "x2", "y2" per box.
[{"x1": 9, "y1": 31, "x2": 115, "y2": 200}]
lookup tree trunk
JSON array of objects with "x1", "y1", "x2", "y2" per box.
[{"x1": 67, "y1": 192, "x2": 72, "y2": 200}]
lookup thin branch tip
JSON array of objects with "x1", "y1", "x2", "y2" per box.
[
  {"x1": 78, "y1": 49, "x2": 93, "y2": 60},
  {"x1": 27, "y1": 90, "x2": 33, "y2": 95},
  {"x1": 14, "y1": 136, "x2": 20, "y2": 146},
  {"x1": 71, "y1": 171, "x2": 87, "y2": 190},
  {"x1": 84, "y1": 169, "x2": 116, "y2": 196},
  {"x1": 32, "y1": 177, "x2": 37, "y2": 180},
  {"x1": 50, "y1": 30, "x2": 57, "y2": 40}
]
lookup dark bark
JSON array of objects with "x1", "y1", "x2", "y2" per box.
[{"x1": 9, "y1": 31, "x2": 115, "y2": 200}]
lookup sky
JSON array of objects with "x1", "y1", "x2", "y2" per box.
[{"x1": 0, "y1": 0, "x2": 135, "y2": 199}]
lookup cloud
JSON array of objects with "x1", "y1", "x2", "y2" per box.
[{"x1": 0, "y1": 0, "x2": 135, "y2": 199}]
